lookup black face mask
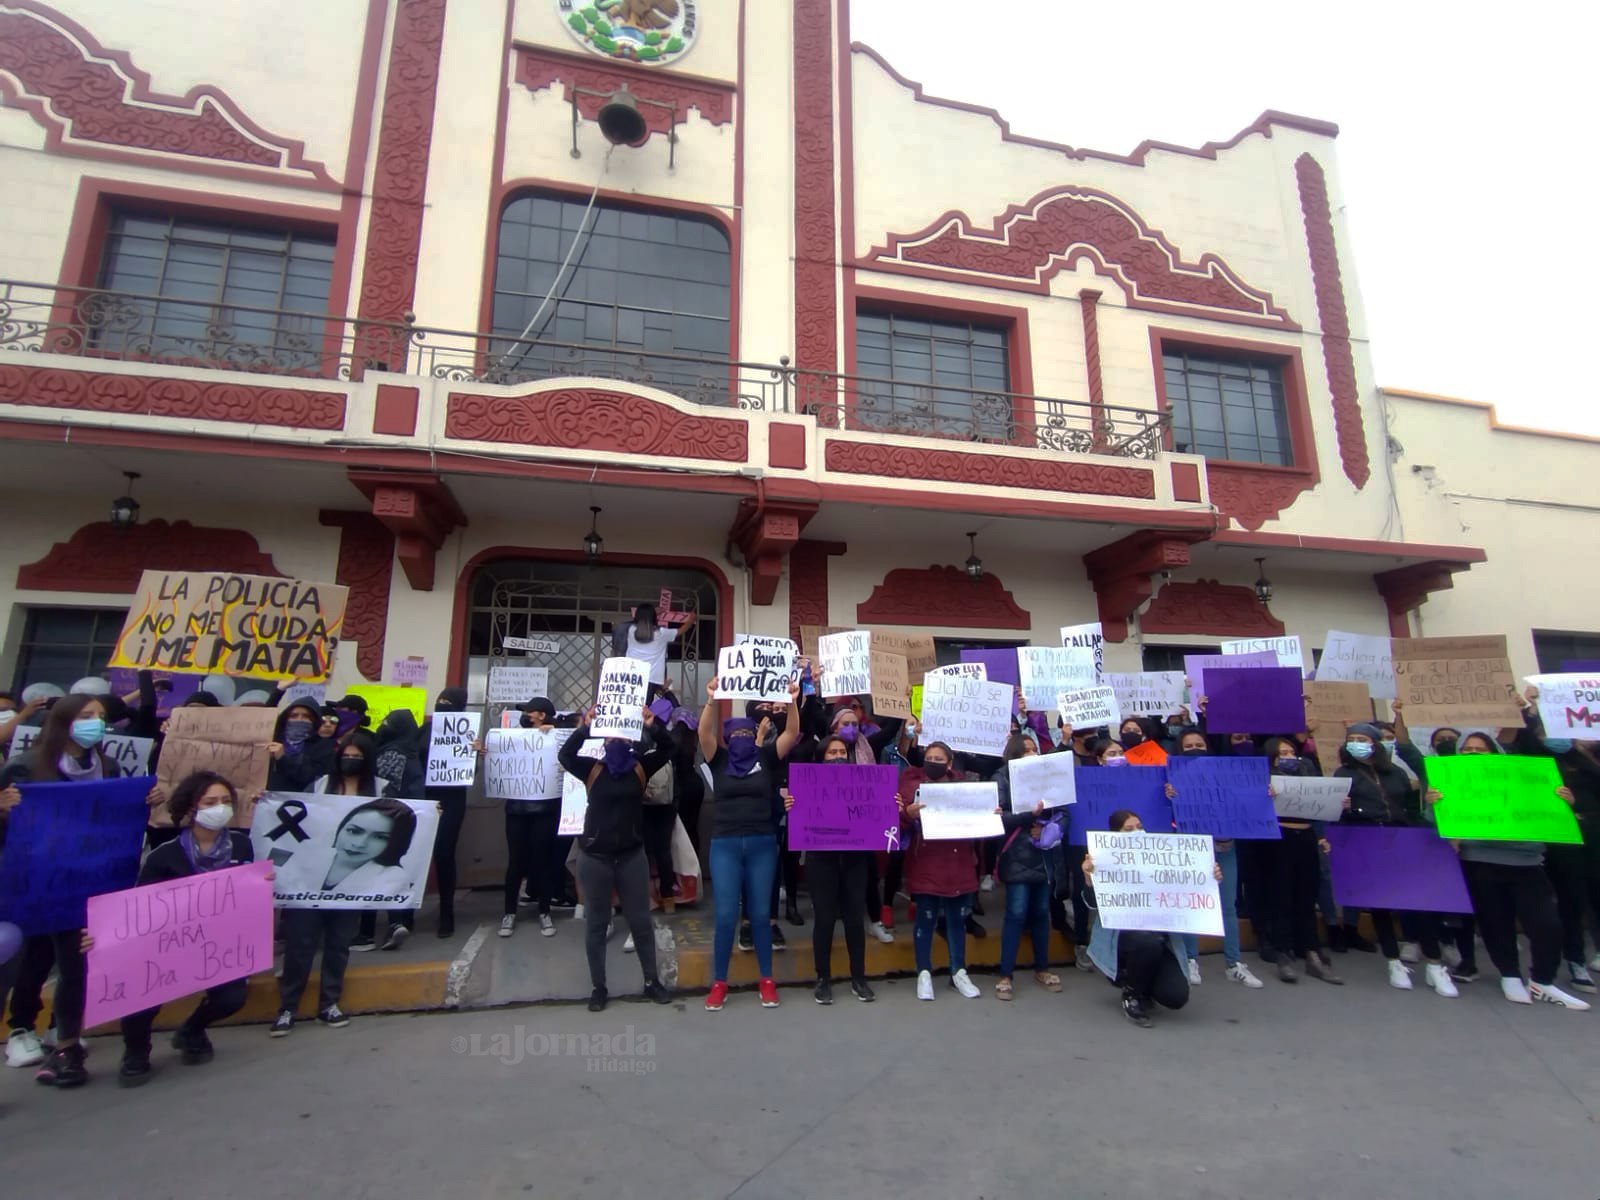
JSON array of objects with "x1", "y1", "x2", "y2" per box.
[
  {"x1": 339, "y1": 758, "x2": 365, "y2": 776},
  {"x1": 1121, "y1": 730, "x2": 1145, "y2": 748},
  {"x1": 1181, "y1": 748, "x2": 1208, "y2": 757},
  {"x1": 1434, "y1": 738, "x2": 1458, "y2": 757},
  {"x1": 923, "y1": 761, "x2": 949, "y2": 781}
]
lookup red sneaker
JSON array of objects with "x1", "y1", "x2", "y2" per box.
[
  {"x1": 704, "y1": 981, "x2": 729, "y2": 1012},
  {"x1": 880, "y1": 905, "x2": 895, "y2": 930},
  {"x1": 759, "y1": 978, "x2": 781, "y2": 1008}
]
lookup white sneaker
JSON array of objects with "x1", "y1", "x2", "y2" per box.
[
  {"x1": 1387, "y1": 959, "x2": 1414, "y2": 990},
  {"x1": 6, "y1": 1029, "x2": 45, "y2": 1068},
  {"x1": 1500, "y1": 977, "x2": 1533, "y2": 1005},
  {"x1": 1398, "y1": 941, "x2": 1421, "y2": 964},
  {"x1": 1424, "y1": 963, "x2": 1459, "y2": 998},
  {"x1": 950, "y1": 969, "x2": 981, "y2": 999},
  {"x1": 868, "y1": 921, "x2": 895, "y2": 944},
  {"x1": 1226, "y1": 962, "x2": 1265, "y2": 989},
  {"x1": 979, "y1": 875, "x2": 995, "y2": 893},
  {"x1": 1440, "y1": 943, "x2": 1463, "y2": 970},
  {"x1": 1530, "y1": 982, "x2": 1592, "y2": 1011},
  {"x1": 573, "y1": 904, "x2": 585, "y2": 921},
  {"x1": 1588, "y1": 952, "x2": 1600, "y2": 973},
  {"x1": 623, "y1": 933, "x2": 635, "y2": 953},
  {"x1": 1187, "y1": 958, "x2": 1203, "y2": 986},
  {"x1": 498, "y1": 915, "x2": 515, "y2": 938},
  {"x1": 916, "y1": 969, "x2": 935, "y2": 1001},
  {"x1": 539, "y1": 914, "x2": 556, "y2": 938}
]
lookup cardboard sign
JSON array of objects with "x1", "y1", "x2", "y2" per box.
[
  {"x1": 1166, "y1": 755, "x2": 1280, "y2": 839},
  {"x1": 960, "y1": 647, "x2": 1019, "y2": 687},
  {"x1": 1056, "y1": 686, "x2": 1121, "y2": 730},
  {"x1": 787, "y1": 763, "x2": 901, "y2": 851},
  {"x1": 1304, "y1": 681, "x2": 1374, "y2": 775},
  {"x1": 1323, "y1": 825, "x2": 1471, "y2": 912},
  {"x1": 592, "y1": 658, "x2": 649, "y2": 740},
  {"x1": 1007, "y1": 752, "x2": 1077, "y2": 812},
  {"x1": 1105, "y1": 672, "x2": 1188, "y2": 720},
  {"x1": 1085, "y1": 830, "x2": 1223, "y2": 936},
  {"x1": 1391, "y1": 635, "x2": 1521, "y2": 726},
  {"x1": 108, "y1": 570, "x2": 348, "y2": 682},
  {"x1": 918, "y1": 674, "x2": 1012, "y2": 757},
  {"x1": 1059, "y1": 623, "x2": 1105, "y2": 677},
  {"x1": 818, "y1": 631, "x2": 872, "y2": 699},
  {"x1": 483, "y1": 728, "x2": 565, "y2": 801},
  {"x1": 426, "y1": 712, "x2": 481, "y2": 787},
  {"x1": 487, "y1": 666, "x2": 550, "y2": 707},
  {"x1": 1317, "y1": 630, "x2": 1396, "y2": 700},
  {"x1": 155, "y1": 706, "x2": 278, "y2": 822},
  {"x1": 1068, "y1": 767, "x2": 1174, "y2": 844},
  {"x1": 916, "y1": 781, "x2": 1003, "y2": 840},
  {"x1": 1183, "y1": 650, "x2": 1277, "y2": 701},
  {"x1": 1019, "y1": 646, "x2": 1097, "y2": 710},
  {"x1": 1270, "y1": 775, "x2": 1351, "y2": 822},
  {"x1": 1223, "y1": 635, "x2": 1305, "y2": 672},
  {"x1": 1204, "y1": 667, "x2": 1308, "y2": 735},
  {"x1": 869, "y1": 631, "x2": 937, "y2": 685},
  {"x1": 502, "y1": 636, "x2": 560, "y2": 654},
  {"x1": 716, "y1": 640, "x2": 797, "y2": 704},
  {"x1": 279, "y1": 682, "x2": 327, "y2": 711},
  {"x1": 870, "y1": 651, "x2": 911, "y2": 719},
  {"x1": 346, "y1": 685, "x2": 426, "y2": 731},
  {"x1": 1528, "y1": 673, "x2": 1600, "y2": 737},
  {"x1": 251, "y1": 791, "x2": 440, "y2": 910},
  {"x1": 799, "y1": 624, "x2": 850, "y2": 665},
  {"x1": 84, "y1": 861, "x2": 273, "y2": 1028},
  {"x1": 1427, "y1": 755, "x2": 1582, "y2": 844}
]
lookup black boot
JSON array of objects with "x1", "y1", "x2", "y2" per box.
[
  {"x1": 1343, "y1": 924, "x2": 1377, "y2": 953},
  {"x1": 1327, "y1": 924, "x2": 1348, "y2": 954},
  {"x1": 786, "y1": 903, "x2": 803, "y2": 927},
  {"x1": 1120, "y1": 988, "x2": 1152, "y2": 1028}
]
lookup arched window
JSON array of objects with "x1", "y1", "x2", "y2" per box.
[{"x1": 489, "y1": 193, "x2": 731, "y2": 398}]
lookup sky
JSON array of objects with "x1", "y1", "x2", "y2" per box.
[{"x1": 849, "y1": 0, "x2": 1595, "y2": 435}]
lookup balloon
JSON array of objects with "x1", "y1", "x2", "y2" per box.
[
  {"x1": 70, "y1": 676, "x2": 112, "y2": 696},
  {"x1": 234, "y1": 690, "x2": 271, "y2": 706},
  {"x1": 199, "y1": 675, "x2": 237, "y2": 705},
  {"x1": 20, "y1": 682, "x2": 65, "y2": 705}
]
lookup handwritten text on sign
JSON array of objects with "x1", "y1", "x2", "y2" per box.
[
  {"x1": 1006, "y1": 752, "x2": 1077, "y2": 812},
  {"x1": 716, "y1": 639, "x2": 797, "y2": 703},
  {"x1": 1104, "y1": 672, "x2": 1186, "y2": 719},
  {"x1": 427, "y1": 712, "x2": 481, "y2": 787},
  {"x1": 84, "y1": 862, "x2": 273, "y2": 1028},
  {"x1": 916, "y1": 781, "x2": 1003, "y2": 840},
  {"x1": 918, "y1": 674, "x2": 1012, "y2": 757},
  {"x1": 1427, "y1": 754, "x2": 1582, "y2": 844},
  {"x1": 1317, "y1": 630, "x2": 1395, "y2": 699},
  {"x1": 1528, "y1": 673, "x2": 1600, "y2": 737},
  {"x1": 1086, "y1": 830, "x2": 1222, "y2": 936},
  {"x1": 1059, "y1": 622, "x2": 1105, "y2": 676},
  {"x1": 1223, "y1": 635, "x2": 1305, "y2": 672},
  {"x1": 154, "y1": 706, "x2": 278, "y2": 824},
  {"x1": 108, "y1": 570, "x2": 348, "y2": 682},
  {"x1": 483, "y1": 728, "x2": 563, "y2": 800},
  {"x1": 818, "y1": 631, "x2": 871, "y2": 699},
  {"x1": 1057, "y1": 686, "x2": 1121, "y2": 729},
  {"x1": 8, "y1": 727, "x2": 151, "y2": 779},
  {"x1": 1391, "y1": 635, "x2": 1521, "y2": 726},
  {"x1": 487, "y1": 666, "x2": 549, "y2": 707},
  {"x1": 787, "y1": 764, "x2": 900, "y2": 851},
  {"x1": 1019, "y1": 646, "x2": 1096, "y2": 710},
  {"x1": 1270, "y1": 775, "x2": 1351, "y2": 822},
  {"x1": 592, "y1": 658, "x2": 649, "y2": 740},
  {"x1": 1165, "y1": 755, "x2": 1279, "y2": 840}
]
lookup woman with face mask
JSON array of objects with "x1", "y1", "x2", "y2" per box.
[
  {"x1": 993, "y1": 734, "x2": 1063, "y2": 1001},
  {"x1": 1119, "y1": 717, "x2": 1168, "y2": 767},
  {"x1": 1251, "y1": 737, "x2": 1341, "y2": 986},
  {"x1": 266, "y1": 699, "x2": 336, "y2": 793},
  {"x1": 901, "y1": 741, "x2": 984, "y2": 1001},
  {"x1": 1422, "y1": 733, "x2": 1588, "y2": 1009},
  {"x1": 498, "y1": 699, "x2": 564, "y2": 942}
]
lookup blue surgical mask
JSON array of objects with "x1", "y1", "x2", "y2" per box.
[
  {"x1": 70, "y1": 717, "x2": 106, "y2": 748},
  {"x1": 1346, "y1": 741, "x2": 1373, "y2": 760},
  {"x1": 1380, "y1": 739, "x2": 1398, "y2": 755},
  {"x1": 1545, "y1": 738, "x2": 1574, "y2": 754}
]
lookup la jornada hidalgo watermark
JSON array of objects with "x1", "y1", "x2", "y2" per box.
[{"x1": 451, "y1": 1025, "x2": 657, "y2": 1072}]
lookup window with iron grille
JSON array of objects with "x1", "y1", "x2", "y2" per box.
[
  {"x1": 854, "y1": 311, "x2": 1012, "y2": 441},
  {"x1": 95, "y1": 213, "x2": 335, "y2": 370},
  {"x1": 1162, "y1": 349, "x2": 1292, "y2": 465},
  {"x1": 10, "y1": 608, "x2": 126, "y2": 693}
]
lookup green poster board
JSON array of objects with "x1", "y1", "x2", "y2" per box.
[{"x1": 1427, "y1": 755, "x2": 1582, "y2": 844}]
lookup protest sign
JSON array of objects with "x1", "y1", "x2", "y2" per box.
[
  {"x1": 346, "y1": 684, "x2": 426, "y2": 731},
  {"x1": 1183, "y1": 650, "x2": 1276, "y2": 701},
  {"x1": 928, "y1": 662, "x2": 986, "y2": 682},
  {"x1": 918, "y1": 674, "x2": 1012, "y2": 756},
  {"x1": 426, "y1": 712, "x2": 481, "y2": 787},
  {"x1": 1166, "y1": 755, "x2": 1279, "y2": 839},
  {"x1": 155, "y1": 706, "x2": 277, "y2": 821},
  {"x1": 487, "y1": 665, "x2": 550, "y2": 707},
  {"x1": 1105, "y1": 671, "x2": 1188, "y2": 719},
  {"x1": 716, "y1": 640, "x2": 797, "y2": 704},
  {"x1": 960, "y1": 647, "x2": 1019, "y2": 687},
  {"x1": 391, "y1": 657, "x2": 429, "y2": 687},
  {"x1": 107, "y1": 667, "x2": 201, "y2": 716},
  {"x1": 1317, "y1": 630, "x2": 1396, "y2": 699},
  {"x1": 1323, "y1": 825, "x2": 1471, "y2": 912},
  {"x1": 502, "y1": 635, "x2": 561, "y2": 655},
  {"x1": 1059, "y1": 623, "x2": 1105, "y2": 676},
  {"x1": 1562, "y1": 659, "x2": 1600, "y2": 672},
  {"x1": 251, "y1": 791, "x2": 440, "y2": 909},
  {"x1": 910, "y1": 685, "x2": 922, "y2": 720},
  {"x1": 7, "y1": 727, "x2": 151, "y2": 780},
  {"x1": 1019, "y1": 646, "x2": 1096, "y2": 710},
  {"x1": 84, "y1": 861, "x2": 273, "y2": 1029},
  {"x1": 787, "y1": 764, "x2": 900, "y2": 851},
  {"x1": 108, "y1": 570, "x2": 348, "y2": 682},
  {"x1": 483, "y1": 728, "x2": 565, "y2": 801},
  {"x1": 1222, "y1": 635, "x2": 1305, "y2": 672},
  {"x1": 1056, "y1": 686, "x2": 1121, "y2": 730},
  {"x1": 1304, "y1": 681, "x2": 1374, "y2": 732},
  {"x1": 1391, "y1": 635, "x2": 1521, "y2": 726},
  {"x1": 0, "y1": 777, "x2": 152, "y2": 935},
  {"x1": 1007, "y1": 752, "x2": 1077, "y2": 812},
  {"x1": 592, "y1": 657, "x2": 649, "y2": 739},
  {"x1": 1270, "y1": 775, "x2": 1351, "y2": 822},
  {"x1": 868, "y1": 631, "x2": 937, "y2": 685},
  {"x1": 1526, "y1": 673, "x2": 1600, "y2": 738},
  {"x1": 1067, "y1": 766, "x2": 1174, "y2": 844},
  {"x1": 279, "y1": 681, "x2": 327, "y2": 711},
  {"x1": 799, "y1": 624, "x2": 849, "y2": 664},
  {"x1": 916, "y1": 781, "x2": 1003, "y2": 840},
  {"x1": 818, "y1": 631, "x2": 872, "y2": 698},
  {"x1": 1427, "y1": 755, "x2": 1582, "y2": 844},
  {"x1": 560, "y1": 765, "x2": 589, "y2": 836},
  {"x1": 1085, "y1": 831, "x2": 1222, "y2": 937},
  {"x1": 870, "y1": 651, "x2": 912, "y2": 719},
  {"x1": 1204, "y1": 667, "x2": 1307, "y2": 734}
]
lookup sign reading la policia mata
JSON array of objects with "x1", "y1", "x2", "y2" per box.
[{"x1": 109, "y1": 570, "x2": 350, "y2": 683}]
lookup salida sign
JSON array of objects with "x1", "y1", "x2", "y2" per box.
[{"x1": 109, "y1": 570, "x2": 349, "y2": 682}]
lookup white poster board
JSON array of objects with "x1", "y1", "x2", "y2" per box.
[
  {"x1": 482, "y1": 728, "x2": 564, "y2": 801},
  {"x1": 1007, "y1": 752, "x2": 1077, "y2": 812},
  {"x1": 715, "y1": 640, "x2": 797, "y2": 703},
  {"x1": 252, "y1": 792, "x2": 440, "y2": 910},
  {"x1": 425, "y1": 711, "x2": 481, "y2": 787},
  {"x1": 1018, "y1": 645, "x2": 1097, "y2": 710},
  {"x1": 818, "y1": 631, "x2": 871, "y2": 698},
  {"x1": 1104, "y1": 672, "x2": 1187, "y2": 719},
  {"x1": 1527, "y1": 673, "x2": 1600, "y2": 739},
  {"x1": 1317, "y1": 631, "x2": 1395, "y2": 700},
  {"x1": 1223, "y1": 636, "x2": 1306, "y2": 673},
  {"x1": 1057, "y1": 686, "x2": 1121, "y2": 729},
  {"x1": 1059, "y1": 622, "x2": 1106, "y2": 676},
  {"x1": 1085, "y1": 830, "x2": 1222, "y2": 936},
  {"x1": 916, "y1": 781, "x2": 1003, "y2": 840},
  {"x1": 1269, "y1": 775, "x2": 1350, "y2": 822},
  {"x1": 918, "y1": 674, "x2": 1012, "y2": 757},
  {"x1": 487, "y1": 665, "x2": 550, "y2": 706},
  {"x1": 592, "y1": 657, "x2": 649, "y2": 739}
]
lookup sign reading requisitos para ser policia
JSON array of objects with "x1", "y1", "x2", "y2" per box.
[{"x1": 558, "y1": 0, "x2": 697, "y2": 66}]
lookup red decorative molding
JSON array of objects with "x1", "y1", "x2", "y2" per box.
[
  {"x1": 347, "y1": 470, "x2": 467, "y2": 593},
  {"x1": 0, "y1": 2, "x2": 335, "y2": 185},
  {"x1": 857, "y1": 565, "x2": 1030, "y2": 630},
  {"x1": 1205, "y1": 464, "x2": 1316, "y2": 532},
  {"x1": 793, "y1": 0, "x2": 838, "y2": 376},
  {"x1": 768, "y1": 423, "x2": 808, "y2": 470},
  {"x1": 446, "y1": 388, "x2": 749, "y2": 462},
  {"x1": 319, "y1": 511, "x2": 394, "y2": 683},
  {"x1": 1140, "y1": 578, "x2": 1286, "y2": 637},
  {"x1": 867, "y1": 185, "x2": 1295, "y2": 328},
  {"x1": 353, "y1": 0, "x2": 446, "y2": 356},
  {"x1": 1170, "y1": 462, "x2": 1202, "y2": 504},
  {"x1": 17, "y1": 519, "x2": 282, "y2": 594},
  {"x1": 1375, "y1": 560, "x2": 1474, "y2": 638},
  {"x1": 788, "y1": 539, "x2": 844, "y2": 643},
  {"x1": 1296, "y1": 153, "x2": 1369, "y2": 488},
  {"x1": 825, "y1": 440, "x2": 1155, "y2": 499},
  {"x1": 730, "y1": 500, "x2": 817, "y2": 607},
  {"x1": 1079, "y1": 289, "x2": 1106, "y2": 445},
  {"x1": 516, "y1": 46, "x2": 733, "y2": 141},
  {"x1": 1084, "y1": 530, "x2": 1207, "y2": 643},
  {"x1": 0, "y1": 363, "x2": 346, "y2": 430},
  {"x1": 372, "y1": 385, "x2": 419, "y2": 436}
]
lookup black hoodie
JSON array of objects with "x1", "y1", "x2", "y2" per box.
[
  {"x1": 374, "y1": 709, "x2": 426, "y2": 800},
  {"x1": 267, "y1": 700, "x2": 336, "y2": 791}
]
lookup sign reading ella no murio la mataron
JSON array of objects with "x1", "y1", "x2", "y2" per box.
[{"x1": 108, "y1": 570, "x2": 350, "y2": 683}]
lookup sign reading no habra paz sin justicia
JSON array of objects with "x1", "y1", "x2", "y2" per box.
[{"x1": 109, "y1": 570, "x2": 349, "y2": 683}]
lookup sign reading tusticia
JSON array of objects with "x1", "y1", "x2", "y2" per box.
[
  {"x1": 109, "y1": 570, "x2": 349, "y2": 683},
  {"x1": 558, "y1": 0, "x2": 697, "y2": 66}
]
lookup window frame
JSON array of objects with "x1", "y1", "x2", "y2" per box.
[{"x1": 9, "y1": 606, "x2": 128, "y2": 693}]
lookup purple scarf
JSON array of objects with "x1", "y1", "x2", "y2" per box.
[{"x1": 178, "y1": 827, "x2": 234, "y2": 873}]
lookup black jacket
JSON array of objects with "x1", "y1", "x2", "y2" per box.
[
  {"x1": 558, "y1": 724, "x2": 673, "y2": 856},
  {"x1": 137, "y1": 831, "x2": 254, "y2": 883},
  {"x1": 266, "y1": 704, "x2": 336, "y2": 792},
  {"x1": 1336, "y1": 755, "x2": 1414, "y2": 825}
]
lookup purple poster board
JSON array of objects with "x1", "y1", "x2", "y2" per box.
[
  {"x1": 1323, "y1": 825, "x2": 1472, "y2": 913},
  {"x1": 1204, "y1": 667, "x2": 1308, "y2": 735},
  {"x1": 1067, "y1": 765, "x2": 1174, "y2": 844},
  {"x1": 1183, "y1": 651, "x2": 1276, "y2": 700},
  {"x1": 788, "y1": 763, "x2": 900, "y2": 852},
  {"x1": 1166, "y1": 755, "x2": 1280, "y2": 839},
  {"x1": 959, "y1": 648, "x2": 1019, "y2": 687},
  {"x1": 1561, "y1": 660, "x2": 1600, "y2": 672},
  {"x1": 107, "y1": 668, "x2": 201, "y2": 717}
]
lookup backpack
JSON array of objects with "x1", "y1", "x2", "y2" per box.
[{"x1": 642, "y1": 761, "x2": 675, "y2": 807}]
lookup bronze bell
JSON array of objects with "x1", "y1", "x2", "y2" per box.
[{"x1": 596, "y1": 88, "x2": 648, "y2": 147}]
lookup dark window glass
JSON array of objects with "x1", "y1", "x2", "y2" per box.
[
  {"x1": 11, "y1": 608, "x2": 126, "y2": 693},
  {"x1": 1140, "y1": 643, "x2": 1220, "y2": 673},
  {"x1": 851, "y1": 311, "x2": 1012, "y2": 442},
  {"x1": 1163, "y1": 349, "x2": 1292, "y2": 465},
  {"x1": 1532, "y1": 630, "x2": 1600, "y2": 672}
]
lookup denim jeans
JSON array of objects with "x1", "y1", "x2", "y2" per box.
[
  {"x1": 999, "y1": 880, "x2": 1051, "y2": 977},
  {"x1": 912, "y1": 894, "x2": 969, "y2": 975},
  {"x1": 1183, "y1": 843, "x2": 1240, "y2": 965},
  {"x1": 710, "y1": 834, "x2": 778, "y2": 981}
]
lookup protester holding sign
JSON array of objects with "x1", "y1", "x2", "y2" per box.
[
  {"x1": 417, "y1": 688, "x2": 472, "y2": 939},
  {"x1": 1542, "y1": 731, "x2": 1600, "y2": 983},
  {"x1": 266, "y1": 697, "x2": 336, "y2": 793},
  {"x1": 492, "y1": 700, "x2": 564, "y2": 942},
  {"x1": 900, "y1": 742, "x2": 983, "y2": 1002},
  {"x1": 994, "y1": 737, "x2": 1064, "y2": 1001},
  {"x1": 1255, "y1": 737, "x2": 1342, "y2": 986}
]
